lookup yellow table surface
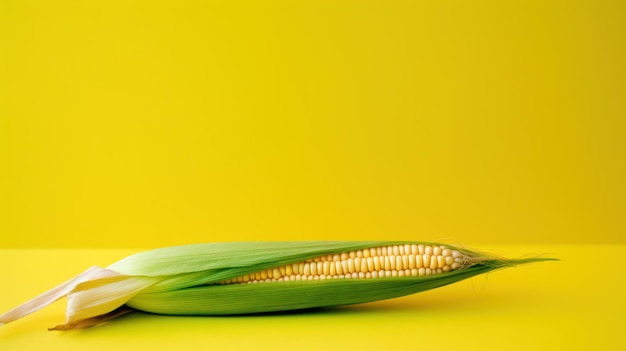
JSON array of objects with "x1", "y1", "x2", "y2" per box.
[{"x1": 1, "y1": 245, "x2": 624, "y2": 350}]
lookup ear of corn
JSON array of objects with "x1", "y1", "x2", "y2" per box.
[
  {"x1": 124, "y1": 261, "x2": 506, "y2": 316},
  {"x1": 0, "y1": 241, "x2": 555, "y2": 330}
]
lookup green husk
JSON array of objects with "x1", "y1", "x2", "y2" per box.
[
  {"x1": 125, "y1": 253, "x2": 550, "y2": 316},
  {"x1": 108, "y1": 241, "x2": 391, "y2": 277},
  {"x1": 0, "y1": 241, "x2": 555, "y2": 330}
]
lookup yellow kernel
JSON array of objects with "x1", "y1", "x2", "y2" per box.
[
  {"x1": 333, "y1": 254, "x2": 341, "y2": 262},
  {"x1": 451, "y1": 262, "x2": 461, "y2": 270},
  {"x1": 373, "y1": 256, "x2": 381, "y2": 271},
  {"x1": 363, "y1": 249, "x2": 371, "y2": 258},
  {"x1": 437, "y1": 255, "x2": 445, "y2": 268},
  {"x1": 303, "y1": 263, "x2": 311, "y2": 276},
  {"x1": 349, "y1": 251, "x2": 356, "y2": 259},
  {"x1": 376, "y1": 247, "x2": 382, "y2": 256},
  {"x1": 411, "y1": 268, "x2": 418, "y2": 276},
  {"x1": 285, "y1": 264, "x2": 293, "y2": 276},
  {"x1": 442, "y1": 265, "x2": 451, "y2": 272},
  {"x1": 442, "y1": 249, "x2": 452, "y2": 257},
  {"x1": 418, "y1": 267, "x2": 426, "y2": 276},
  {"x1": 341, "y1": 253, "x2": 349, "y2": 260},
  {"x1": 425, "y1": 246, "x2": 433, "y2": 255},
  {"x1": 371, "y1": 271, "x2": 379, "y2": 278},
  {"x1": 329, "y1": 261, "x2": 336, "y2": 275},
  {"x1": 358, "y1": 272, "x2": 365, "y2": 279},
  {"x1": 360, "y1": 257, "x2": 368, "y2": 272},
  {"x1": 422, "y1": 254, "x2": 430, "y2": 268},
  {"x1": 323, "y1": 261, "x2": 330, "y2": 275},
  {"x1": 384, "y1": 256, "x2": 391, "y2": 270},
  {"x1": 342, "y1": 260, "x2": 349, "y2": 274},
  {"x1": 348, "y1": 258, "x2": 355, "y2": 273},
  {"x1": 418, "y1": 245, "x2": 425, "y2": 254},
  {"x1": 381, "y1": 246, "x2": 388, "y2": 256},
  {"x1": 416, "y1": 254, "x2": 423, "y2": 268},
  {"x1": 395, "y1": 256, "x2": 403, "y2": 270},
  {"x1": 354, "y1": 257, "x2": 361, "y2": 272},
  {"x1": 433, "y1": 246, "x2": 442, "y2": 256},
  {"x1": 312, "y1": 262, "x2": 319, "y2": 275},
  {"x1": 336, "y1": 261, "x2": 344, "y2": 275},
  {"x1": 402, "y1": 255, "x2": 409, "y2": 270},
  {"x1": 411, "y1": 244, "x2": 418, "y2": 255},
  {"x1": 430, "y1": 255, "x2": 438, "y2": 269},
  {"x1": 398, "y1": 270, "x2": 405, "y2": 277},
  {"x1": 445, "y1": 256, "x2": 455, "y2": 265},
  {"x1": 367, "y1": 257, "x2": 374, "y2": 272},
  {"x1": 408, "y1": 255, "x2": 416, "y2": 269},
  {"x1": 356, "y1": 250, "x2": 363, "y2": 258}
]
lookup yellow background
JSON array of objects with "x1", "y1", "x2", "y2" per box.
[
  {"x1": 2, "y1": 2, "x2": 626, "y2": 348},
  {"x1": 1, "y1": 0, "x2": 624, "y2": 248}
]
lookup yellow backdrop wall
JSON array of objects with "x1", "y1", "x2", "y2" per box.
[{"x1": 1, "y1": 0, "x2": 624, "y2": 247}]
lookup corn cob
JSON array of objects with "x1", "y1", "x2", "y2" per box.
[{"x1": 0, "y1": 241, "x2": 554, "y2": 330}]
